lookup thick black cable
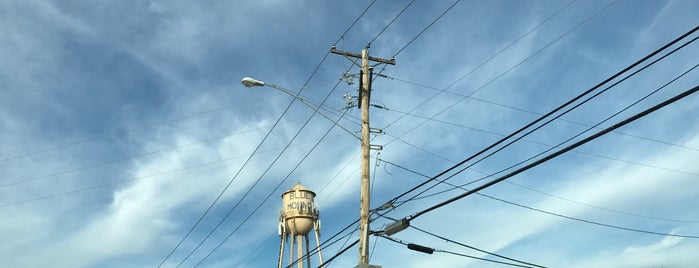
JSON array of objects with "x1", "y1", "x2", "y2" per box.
[
  {"x1": 287, "y1": 221, "x2": 359, "y2": 268},
  {"x1": 324, "y1": 228, "x2": 358, "y2": 268},
  {"x1": 379, "y1": 214, "x2": 546, "y2": 268},
  {"x1": 378, "y1": 235, "x2": 540, "y2": 268},
  {"x1": 378, "y1": 0, "x2": 623, "y2": 203},
  {"x1": 408, "y1": 83, "x2": 699, "y2": 221},
  {"x1": 318, "y1": 239, "x2": 359, "y2": 268},
  {"x1": 398, "y1": 47, "x2": 699, "y2": 205},
  {"x1": 381, "y1": 143, "x2": 699, "y2": 225},
  {"x1": 378, "y1": 25, "x2": 699, "y2": 210},
  {"x1": 381, "y1": 159, "x2": 699, "y2": 239}
]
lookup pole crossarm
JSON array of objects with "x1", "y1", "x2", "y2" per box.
[{"x1": 331, "y1": 47, "x2": 396, "y2": 65}]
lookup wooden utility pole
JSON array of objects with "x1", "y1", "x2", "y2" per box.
[{"x1": 331, "y1": 45, "x2": 395, "y2": 267}]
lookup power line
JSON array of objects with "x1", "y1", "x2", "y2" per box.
[
  {"x1": 395, "y1": 55, "x2": 699, "y2": 206},
  {"x1": 0, "y1": 118, "x2": 306, "y2": 189},
  {"x1": 377, "y1": 234, "x2": 542, "y2": 268},
  {"x1": 159, "y1": 62, "x2": 319, "y2": 268},
  {"x1": 287, "y1": 221, "x2": 360, "y2": 268},
  {"x1": 476, "y1": 192, "x2": 699, "y2": 239},
  {"x1": 406, "y1": 83, "x2": 699, "y2": 222},
  {"x1": 188, "y1": 84, "x2": 351, "y2": 267},
  {"x1": 504, "y1": 181, "x2": 699, "y2": 224},
  {"x1": 380, "y1": 159, "x2": 699, "y2": 239},
  {"x1": 380, "y1": 0, "x2": 592, "y2": 132},
  {"x1": 0, "y1": 138, "x2": 331, "y2": 209},
  {"x1": 367, "y1": 2, "x2": 627, "y2": 206},
  {"x1": 375, "y1": 214, "x2": 547, "y2": 268},
  {"x1": 381, "y1": 140, "x2": 699, "y2": 225},
  {"x1": 368, "y1": 0, "x2": 416, "y2": 45},
  {"x1": 0, "y1": 92, "x2": 288, "y2": 163},
  {"x1": 445, "y1": 0, "x2": 578, "y2": 90},
  {"x1": 409, "y1": 224, "x2": 546, "y2": 268},
  {"x1": 317, "y1": 239, "x2": 359, "y2": 268},
  {"x1": 392, "y1": 0, "x2": 461, "y2": 57},
  {"x1": 158, "y1": 2, "x2": 379, "y2": 265},
  {"x1": 335, "y1": 0, "x2": 377, "y2": 46},
  {"x1": 380, "y1": 107, "x2": 699, "y2": 179},
  {"x1": 374, "y1": 25, "x2": 699, "y2": 214},
  {"x1": 386, "y1": 76, "x2": 699, "y2": 153}
]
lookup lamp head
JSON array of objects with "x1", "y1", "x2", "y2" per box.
[{"x1": 241, "y1": 77, "x2": 265, "y2": 88}]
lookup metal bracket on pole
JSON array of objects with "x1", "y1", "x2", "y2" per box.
[
  {"x1": 369, "y1": 128, "x2": 383, "y2": 134},
  {"x1": 369, "y1": 144, "x2": 383, "y2": 151}
]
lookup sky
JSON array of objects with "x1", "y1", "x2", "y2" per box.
[{"x1": 1, "y1": 0, "x2": 699, "y2": 267}]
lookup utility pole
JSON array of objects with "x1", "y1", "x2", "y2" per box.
[{"x1": 331, "y1": 45, "x2": 395, "y2": 267}]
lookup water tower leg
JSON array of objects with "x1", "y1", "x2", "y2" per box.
[
  {"x1": 314, "y1": 228, "x2": 324, "y2": 268},
  {"x1": 278, "y1": 231, "x2": 286, "y2": 268},
  {"x1": 305, "y1": 235, "x2": 311, "y2": 268},
  {"x1": 289, "y1": 234, "x2": 295, "y2": 266},
  {"x1": 297, "y1": 235, "x2": 304, "y2": 268}
]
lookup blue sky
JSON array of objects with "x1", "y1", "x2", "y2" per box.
[{"x1": 2, "y1": 0, "x2": 699, "y2": 267}]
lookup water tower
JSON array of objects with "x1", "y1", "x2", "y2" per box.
[{"x1": 278, "y1": 182, "x2": 323, "y2": 268}]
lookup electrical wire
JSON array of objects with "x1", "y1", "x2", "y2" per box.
[
  {"x1": 378, "y1": 136, "x2": 699, "y2": 225},
  {"x1": 156, "y1": 88, "x2": 310, "y2": 267},
  {"x1": 367, "y1": 1, "x2": 624, "y2": 205},
  {"x1": 368, "y1": 0, "x2": 416, "y2": 45},
  {"x1": 335, "y1": 0, "x2": 377, "y2": 46},
  {"x1": 377, "y1": 235, "x2": 541, "y2": 268},
  {"x1": 476, "y1": 192, "x2": 699, "y2": 239},
  {"x1": 0, "y1": 118, "x2": 306, "y2": 189},
  {"x1": 373, "y1": 25, "x2": 699, "y2": 215},
  {"x1": 377, "y1": 0, "x2": 580, "y2": 128},
  {"x1": 381, "y1": 159, "x2": 699, "y2": 239},
  {"x1": 158, "y1": 2, "x2": 379, "y2": 265},
  {"x1": 504, "y1": 181, "x2": 699, "y2": 224},
  {"x1": 324, "y1": 228, "x2": 358, "y2": 268},
  {"x1": 317, "y1": 239, "x2": 359, "y2": 268},
  {"x1": 399, "y1": 57, "x2": 699, "y2": 206},
  {"x1": 287, "y1": 221, "x2": 359, "y2": 268},
  {"x1": 391, "y1": 0, "x2": 462, "y2": 58},
  {"x1": 0, "y1": 137, "x2": 333, "y2": 209},
  {"x1": 378, "y1": 214, "x2": 548, "y2": 268},
  {"x1": 186, "y1": 80, "x2": 350, "y2": 267},
  {"x1": 379, "y1": 108, "x2": 699, "y2": 179},
  {"x1": 382, "y1": 0, "x2": 617, "y2": 135},
  {"x1": 0, "y1": 92, "x2": 288, "y2": 163},
  {"x1": 386, "y1": 76, "x2": 699, "y2": 153},
  {"x1": 232, "y1": 235, "x2": 276, "y2": 267},
  {"x1": 407, "y1": 83, "x2": 699, "y2": 221},
  {"x1": 280, "y1": 40, "x2": 699, "y2": 266}
]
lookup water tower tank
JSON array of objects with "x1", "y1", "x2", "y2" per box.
[{"x1": 281, "y1": 182, "x2": 318, "y2": 236}]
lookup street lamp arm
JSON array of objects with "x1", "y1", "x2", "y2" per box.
[{"x1": 241, "y1": 77, "x2": 361, "y2": 141}]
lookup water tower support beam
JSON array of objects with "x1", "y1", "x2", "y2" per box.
[
  {"x1": 314, "y1": 227, "x2": 324, "y2": 268},
  {"x1": 278, "y1": 231, "x2": 286, "y2": 268}
]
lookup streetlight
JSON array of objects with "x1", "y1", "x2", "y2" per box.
[{"x1": 241, "y1": 77, "x2": 360, "y2": 141}]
